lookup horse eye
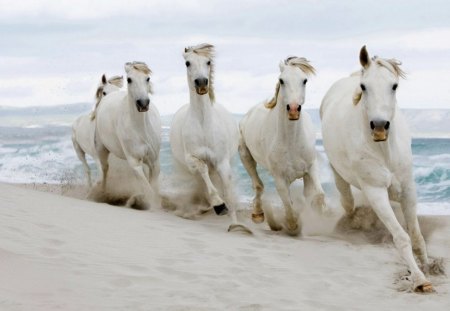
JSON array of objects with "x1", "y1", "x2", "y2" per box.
[
  {"x1": 102, "y1": 92, "x2": 106, "y2": 96},
  {"x1": 127, "y1": 78, "x2": 132, "y2": 84},
  {"x1": 360, "y1": 84, "x2": 366, "y2": 91},
  {"x1": 146, "y1": 77, "x2": 150, "y2": 82},
  {"x1": 185, "y1": 61, "x2": 190, "y2": 67},
  {"x1": 392, "y1": 84, "x2": 398, "y2": 91},
  {"x1": 207, "y1": 61, "x2": 211, "y2": 66},
  {"x1": 279, "y1": 79, "x2": 284, "y2": 85},
  {"x1": 303, "y1": 79, "x2": 308, "y2": 85}
]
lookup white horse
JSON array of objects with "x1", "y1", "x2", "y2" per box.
[
  {"x1": 95, "y1": 62, "x2": 161, "y2": 209},
  {"x1": 72, "y1": 74, "x2": 123, "y2": 186},
  {"x1": 170, "y1": 43, "x2": 249, "y2": 232},
  {"x1": 321, "y1": 46, "x2": 432, "y2": 292},
  {"x1": 239, "y1": 57, "x2": 326, "y2": 235}
]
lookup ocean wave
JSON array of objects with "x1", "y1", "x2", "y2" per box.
[{"x1": 1, "y1": 126, "x2": 449, "y2": 214}]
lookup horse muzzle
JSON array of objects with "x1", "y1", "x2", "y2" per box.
[
  {"x1": 136, "y1": 99, "x2": 150, "y2": 112},
  {"x1": 287, "y1": 103, "x2": 301, "y2": 121},
  {"x1": 370, "y1": 120, "x2": 390, "y2": 142},
  {"x1": 194, "y1": 78, "x2": 209, "y2": 95},
  {"x1": 195, "y1": 86, "x2": 209, "y2": 95}
]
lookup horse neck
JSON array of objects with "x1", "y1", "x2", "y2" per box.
[
  {"x1": 275, "y1": 102, "x2": 303, "y2": 143},
  {"x1": 188, "y1": 90, "x2": 214, "y2": 125}
]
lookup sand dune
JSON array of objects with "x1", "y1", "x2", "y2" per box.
[{"x1": 0, "y1": 183, "x2": 449, "y2": 310}]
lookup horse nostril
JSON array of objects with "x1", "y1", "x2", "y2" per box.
[
  {"x1": 194, "y1": 79, "x2": 200, "y2": 87},
  {"x1": 370, "y1": 121, "x2": 375, "y2": 130},
  {"x1": 204, "y1": 78, "x2": 208, "y2": 86},
  {"x1": 136, "y1": 99, "x2": 142, "y2": 107},
  {"x1": 286, "y1": 105, "x2": 290, "y2": 111},
  {"x1": 384, "y1": 121, "x2": 390, "y2": 130},
  {"x1": 297, "y1": 105, "x2": 301, "y2": 112}
]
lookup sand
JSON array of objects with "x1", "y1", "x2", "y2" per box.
[{"x1": 0, "y1": 182, "x2": 449, "y2": 310}]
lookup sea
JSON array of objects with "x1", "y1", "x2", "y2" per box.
[{"x1": 0, "y1": 105, "x2": 449, "y2": 215}]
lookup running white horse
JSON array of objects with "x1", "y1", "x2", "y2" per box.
[
  {"x1": 72, "y1": 74, "x2": 123, "y2": 187},
  {"x1": 95, "y1": 62, "x2": 161, "y2": 209},
  {"x1": 321, "y1": 46, "x2": 432, "y2": 292},
  {"x1": 239, "y1": 56, "x2": 326, "y2": 235},
  {"x1": 170, "y1": 43, "x2": 249, "y2": 232}
]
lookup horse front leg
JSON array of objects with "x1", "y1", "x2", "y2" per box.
[
  {"x1": 185, "y1": 155, "x2": 227, "y2": 215},
  {"x1": 125, "y1": 156, "x2": 154, "y2": 210},
  {"x1": 144, "y1": 156, "x2": 161, "y2": 208},
  {"x1": 400, "y1": 177, "x2": 429, "y2": 268},
  {"x1": 216, "y1": 161, "x2": 252, "y2": 233},
  {"x1": 361, "y1": 183, "x2": 432, "y2": 292},
  {"x1": 274, "y1": 175, "x2": 299, "y2": 235},
  {"x1": 303, "y1": 160, "x2": 327, "y2": 214}
]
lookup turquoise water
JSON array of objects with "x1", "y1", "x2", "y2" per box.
[{"x1": 1, "y1": 124, "x2": 449, "y2": 214}]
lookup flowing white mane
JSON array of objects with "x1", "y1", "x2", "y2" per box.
[
  {"x1": 184, "y1": 43, "x2": 215, "y2": 102},
  {"x1": 265, "y1": 56, "x2": 316, "y2": 109}
]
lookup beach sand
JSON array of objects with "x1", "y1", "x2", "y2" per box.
[{"x1": 0, "y1": 182, "x2": 449, "y2": 310}]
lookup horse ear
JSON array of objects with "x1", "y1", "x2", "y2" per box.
[
  {"x1": 360, "y1": 45, "x2": 370, "y2": 69},
  {"x1": 102, "y1": 74, "x2": 107, "y2": 85}
]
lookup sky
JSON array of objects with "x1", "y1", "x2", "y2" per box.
[{"x1": 0, "y1": 0, "x2": 449, "y2": 115}]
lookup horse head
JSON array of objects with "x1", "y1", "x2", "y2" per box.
[
  {"x1": 125, "y1": 61, "x2": 152, "y2": 112},
  {"x1": 266, "y1": 56, "x2": 316, "y2": 121},
  {"x1": 183, "y1": 43, "x2": 215, "y2": 102},
  {"x1": 95, "y1": 74, "x2": 123, "y2": 104},
  {"x1": 357, "y1": 46, "x2": 406, "y2": 141}
]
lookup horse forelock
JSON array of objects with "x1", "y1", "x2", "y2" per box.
[
  {"x1": 185, "y1": 43, "x2": 216, "y2": 103},
  {"x1": 366, "y1": 56, "x2": 406, "y2": 79},
  {"x1": 125, "y1": 61, "x2": 152, "y2": 75},
  {"x1": 284, "y1": 56, "x2": 316, "y2": 76}
]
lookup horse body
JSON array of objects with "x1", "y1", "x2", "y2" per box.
[
  {"x1": 321, "y1": 46, "x2": 432, "y2": 292},
  {"x1": 170, "y1": 43, "x2": 247, "y2": 232},
  {"x1": 72, "y1": 74, "x2": 123, "y2": 186},
  {"x1": 239, "y1": 57, "x2": 326, "y2": 234},
  {"x1": 95, "y1": 62, "x2": 161, "y2": 209}
]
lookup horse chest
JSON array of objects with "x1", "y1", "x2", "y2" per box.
[
  {"x1": 268, "y1": 146, "x2": 309, "y2": 181},
  {"x1": 183, "y1": 124, "x2": 226, "y2": 159}
]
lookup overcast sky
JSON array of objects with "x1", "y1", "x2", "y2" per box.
[{"x1": 0, "y1": 0, "x2": 449, "y2": 114}]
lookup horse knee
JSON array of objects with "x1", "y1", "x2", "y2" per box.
[{"x1": 393, "y1": 230, "x2": 412, "y2": 251}]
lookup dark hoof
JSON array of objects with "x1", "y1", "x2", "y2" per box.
[{"x1": 213, "y1": 203, "x2": 228, "y2": 216}]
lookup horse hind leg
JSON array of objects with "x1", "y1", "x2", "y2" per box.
[
  {"x1": 303, "y1": 160, "x2": 328, "y2": 215},
  {"x1": 72, "y1": 138, "x2": 92, "y2": 187},
  {"x1": 96, "y1": 145, "x2": 110, "y2": 191},
  {"x1": 331, "y1": 165, "x2": 354, "y2": 215},
  {"x1": 238, "y1": 140, "x2": 265, "y2": 223}
]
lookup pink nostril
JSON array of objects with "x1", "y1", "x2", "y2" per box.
[{"x1": 288, "y1": 103, "x2": 299, "y2": 112}]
